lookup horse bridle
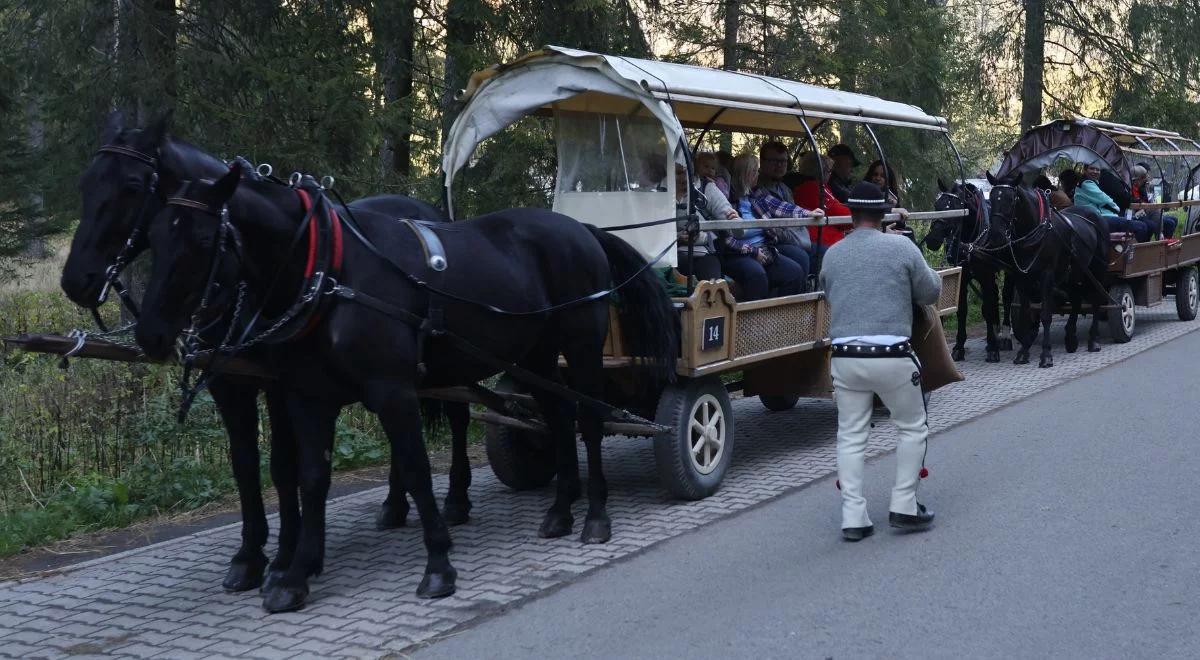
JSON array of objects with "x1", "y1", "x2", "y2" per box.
[{"x1": 91, "y1": 144, "x2": 162, "y2": 329}]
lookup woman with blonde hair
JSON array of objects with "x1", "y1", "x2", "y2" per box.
[{"x1": 717, "y1": 153, "x2": 808, "y2": 300}]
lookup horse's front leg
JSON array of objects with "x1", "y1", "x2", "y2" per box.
[
  {"x1": 1000, "y1": 272, "x2": 1015, "y2": 350},
  {"x1": 261, "y1": 387, "x2": 303, "y2": 594},
  {"x1": 1088, "y1": 272, "x2": 1105, "y2": 353},
  {"x1": 209, "y1": 379, "x2": 269, "y2": 592},
  {"x1": 980, "y1": 271, "x2": 1001, "y2": 362},
  {"x1": 261, "y1": 393, "x2": 340, "y2": 613},
  {"x1": 1013, "y1": 284, "x2": 1032, "y2": 365},
  {"x1": 370, "y1": 383, "x2": 457, "y2": 598},
  {"x1": 442, "y1": 401, "x2": 474, "y2": 526},
  {"x1": 1065, "y1": 284, "x2": 1082, "y2": 354},
  {"x1": 952, "y1": 269, "x2": 970, "y2": 361},
  {"x1": 1039, "y1": 271, "x2": 1056, "y2": 368}
]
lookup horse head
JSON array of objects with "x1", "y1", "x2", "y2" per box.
[
  {"x1": 135, "y1": 163, "x2": 247, "y2": 360},
  {"x1": 64, "y1": 110, "x2": 228, "y2": 311}
]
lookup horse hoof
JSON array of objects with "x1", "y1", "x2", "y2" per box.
[
  {"x1": 580, "y1": 518, "x2": 612, "y2": 545},
  {"x1": 985, "y1": 351, "x2": 1000, "y2": 363},
  {"x1": 259, "y1": 569, "x2": 287, "y2": 594},
  {"x1": 376, "y1": 502, "x2": 409, "y2": 530},
  {"x1": 261, "y1": 583, "x2": 309, "y2": 613},
  {"x1": 538, "y1": 512, "x2": 574, "y2": 539},
  {"x1": 1039, "y1": 357, "x2": 1054, "y2": 368},
  {"x1": 1088, "y1": 344, "x2": 1101, "y2": 353},
  {"x1": 442, "y1": 498, "x2": 472, "y2": 526},
  {"x1": 417, "y1": 569, "x2": 458, "y2": 599},
  {"x1": 222, "y1": 556, "x2": 267, "y2": 593},
  {"x1": 951, "y1": 347, "x2": 966, "y2": 362},
  {"x1": 1014, "y1": 353, "x2": 1029, "y2": 365},
  {"x1": 1065, "y1": 340, "x2": 1078, "y2": 354}
]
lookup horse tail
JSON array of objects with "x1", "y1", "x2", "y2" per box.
[{"x1": 584, "y1": 225, "x2": 679, "y2": 384}]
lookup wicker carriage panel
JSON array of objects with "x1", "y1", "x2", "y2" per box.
[
  {"x1": 735, "y1": 300, "x2": 819, "y2": 358},
  {"x1": 937, "y1": 271, "x2": 961, "y2": 314}
]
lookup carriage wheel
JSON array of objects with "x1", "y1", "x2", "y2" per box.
[
  {"x1": 654, "y1": 377, "x2": 735, "y2": 500},
  {"x1": 485, "y1": 377, "x2": 556, "y2": 491},
  {"x1": 1175, "y1": 267, "x2": 1199, "y2": 321},
  {"x1": 1107, "y1": 283, "x2": 1136, "y2": 343},
  {"x1": 759, "y1": 394, "x2": 800, "y2": 412}
]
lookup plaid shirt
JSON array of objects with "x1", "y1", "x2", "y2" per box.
[{"x1": 749, "y1": 183, "x2": 816, "y2": 219}]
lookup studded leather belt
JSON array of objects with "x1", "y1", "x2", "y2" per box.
[{"x1": 832, "y1": 341, "x2": 912, "y2": 358}]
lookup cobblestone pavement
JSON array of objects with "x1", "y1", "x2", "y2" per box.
[{"x1": 1, "y1": 307, "x2": 1196, "y2": 659}]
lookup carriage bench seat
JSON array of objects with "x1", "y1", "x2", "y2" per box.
[{"x1": 1110, "y1": 232, "x2": 1134, "y2": 242}]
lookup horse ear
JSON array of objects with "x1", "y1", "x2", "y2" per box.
[
  {"x1": 985, "y1": 170, "x2": 997, "y2": 185},
  {"x1": 102, "y1": 110, "x2": 124, "y2": 142},
  {"x1": 937, "y1": 177, "x2": 948, "y2": 192},
  {"x1": 143, "y1": 109, "x2": 174, "y2": 148},
  {"x1": 211, "y1": 161, "x2": 242, "y2": 203}
]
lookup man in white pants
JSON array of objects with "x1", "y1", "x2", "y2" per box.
[{"x1": 818, "y1": 181, "x2": 942, "y2": 541}]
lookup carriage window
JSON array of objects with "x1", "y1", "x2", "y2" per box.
[{"x1": 553, "y1": 111, "x2": 677, "y2": 265}]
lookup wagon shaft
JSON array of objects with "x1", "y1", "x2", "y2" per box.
[{"x1": 1, "y1": 333, "x2": 276, "y2": 379}]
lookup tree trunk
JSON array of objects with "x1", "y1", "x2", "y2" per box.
[
  {"x1": 720, "y1": 0, "x2": 741, "y2": 153},
  {"x1": 441, "y1": 0, "x2": 486, "y2": 145},
  {"x1": 367, "y1": 1, "x2": 417, "y2": 181},
  {"x1": 1020, "y1": 0, "x2": 1045, "y2": 131}
]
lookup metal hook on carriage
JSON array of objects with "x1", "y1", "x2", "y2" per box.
[
  {"x1": 288, "y1": 172, "x2": 303, "y2": 187},
  {"x1": 257, "y1": 163, "x2": 273, "y2": 178}
]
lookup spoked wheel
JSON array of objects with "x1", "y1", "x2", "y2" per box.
[
  {"x1": 1107, "y1": 283, "x2": 1136, "y2": 343},
  {"x1": 759, "y1": 394, "x2": 800, "y2": 412},
  {"x1": 1176, "y1": 267, "x2": 1199, "y2": 321},
  {"x1": 485, "y1": 377, "x2": 556, "y2": 491},
  {"x1": 654, "y1": 377, "x2": 735, "y2": 500}
]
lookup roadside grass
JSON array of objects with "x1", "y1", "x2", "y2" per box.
[{"x1": 0, "y1": 287, "x2": 477, "y2": 557}]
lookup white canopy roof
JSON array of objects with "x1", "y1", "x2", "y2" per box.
[{"x1": 442, "y1": 46, "x2": 949, "y2": 194}]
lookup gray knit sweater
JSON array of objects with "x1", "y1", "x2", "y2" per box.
[{"x1": 818, "y1": 227, "x2": 942, "y2": 339}]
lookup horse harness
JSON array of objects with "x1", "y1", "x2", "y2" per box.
[{"x1": 170, "y1": 182, "x2": 667, "y2": 431}]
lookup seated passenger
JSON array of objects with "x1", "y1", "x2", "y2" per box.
[
  {"x1": 674, "y1": 163, "x2": 726, "y2": 281},
  {"x1": 695, "y1": 152, "x2": 730, "y2": 199},
  {"x1": 864, "y1": 159, "x2": 915, "y2": 240},
  {"x1": 753, "y1": 142, "x2": 823, "y2": 260},
  {"x1": 1076, "y1": 164, "x2": 1149, "y2": 241},
  {"x1": 719, "y1": 154, "x2": 812, "y2": 301},
  {"x1": 792, "y1": 152, "x2": 852, "y2": 252},
  {"x1": 1131, "y1": 165, "x2": 1176, "y2": 239},
  {"x1": 826, "y1": 144, "x2": 860, "y2": 203}
]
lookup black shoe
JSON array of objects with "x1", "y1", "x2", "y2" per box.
[
  {"x1": 842, "y1": 525, "x2": 874, "y2": 542},
  {"x1": 889, "y1": 503, "x2": 934, "y2": 530}
]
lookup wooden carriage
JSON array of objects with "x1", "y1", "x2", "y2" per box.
[{"x1": 996, "y1": 117, "x2": 1200, "y2": 341}]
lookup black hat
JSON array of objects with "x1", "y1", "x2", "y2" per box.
[
  {"x1": 827, "y1": 143, "x2": 861, "y2": 167},
  {"x1": 844, "y1": 181, "x2": 892, "y2": 211}
]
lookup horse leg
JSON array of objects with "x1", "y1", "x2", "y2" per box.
[
  {"x1": 561, "y1": 306, "x2": 612, "y2": 544},
  {"x1": 261, "y1": 393, "x2": 339, "y2": 613},
  {"x1": 1000, "y1": 273, "x2": 1015, "y2": 350},
  {"x1": 376, "y1": 432, "x2": 411, "y2": 529},
  {"x1": 1013, "y1": 285, "x2": 1031, "y2": 365},
  {"x1": 1065, "y1": 285, "x2": 1081, "y2": 354},
  {"x1": 1039, "y1": 271, "x2": 1056, "y2": 368},
  {"x1": 370, "y1": 384, "x2": 457, "y2": 598},
  {"x1": 521, "y1": 338, "x2": 583, "y2": 539},
  {"x1": 981, "y1": 271, "x2": 1001, "y2": 362},
  {"x1": 441, "y1": 401, "x2": 473, "y2": 526},
  {"x1": 261, "y1": 388, "x2": 303, "y2": 594},
  {"x1": 952, "y1": 270, "x2": 970, "y2": 361},
  {"x1": 1088, "y1": 271, "x2": 1105, "y2": 352},
  {"x1": 208, "y1": 379, "x2": 269, "y2": 592}
]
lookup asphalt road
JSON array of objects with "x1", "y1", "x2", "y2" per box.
[{"x1": 416, "y1": 330, "x2": 1200, "y2": 660}]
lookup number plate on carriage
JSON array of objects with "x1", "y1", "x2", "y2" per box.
[{"x1": 702, "y1": 317, "x2": 725, "y2": 351}]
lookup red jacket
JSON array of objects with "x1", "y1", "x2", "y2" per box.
[{"x1": 793, "y1": 180, "x2": 851, "y2": 247}]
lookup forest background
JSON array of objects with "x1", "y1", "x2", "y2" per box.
[{"x1": 1, "y1": 0, "x2": 1197, "y2": 553}]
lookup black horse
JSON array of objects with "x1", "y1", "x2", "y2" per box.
[
  {"x1": 985, "y1": 174, "x2": 1110, "y2": 367},
  {"x1": 133, "y1": 163, "x2": 679, "y2": 611},
  {"x1": 929, "y1": 179, "x2": 1014, "y2": 363},
  {"x1": 63, "y1": 112, "x2": 471, "y2": 595}
]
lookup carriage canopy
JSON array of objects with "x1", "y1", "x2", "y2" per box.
[{"x1": 442, "y1": 46, "x2": 952, "y2": 263}]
